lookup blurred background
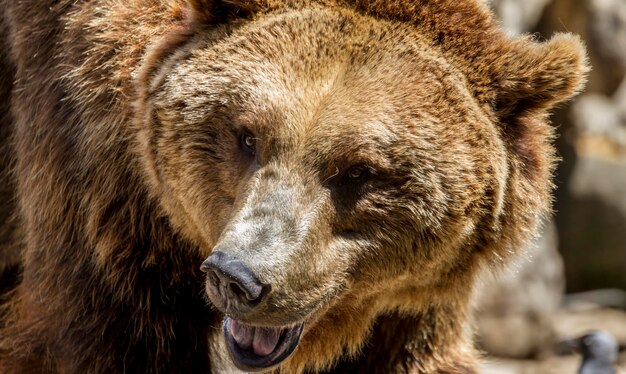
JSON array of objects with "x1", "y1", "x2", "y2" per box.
[{"x1": 476, "y1": 0, "x2": 626, "y2": 372}]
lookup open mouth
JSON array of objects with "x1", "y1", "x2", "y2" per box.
[{"x1": 223, "y1": 317, "x2": 304, "y2": 371}]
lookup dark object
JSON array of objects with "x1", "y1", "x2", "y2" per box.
[{"x1": 561, "y1": 331, "x2": 618, "y2": 374}]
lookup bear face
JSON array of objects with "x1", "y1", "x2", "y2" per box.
[{"x1": 139, "y1": 7, "x2": 515, "y2": 371}]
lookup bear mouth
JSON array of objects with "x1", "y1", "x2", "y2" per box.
[{"x1": 223, "y1": 317, "x2": 305, "y2": 371}]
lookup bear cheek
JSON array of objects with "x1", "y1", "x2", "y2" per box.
[{"x1": 155, "y1": 124, "x2": 248, "y2": 251}]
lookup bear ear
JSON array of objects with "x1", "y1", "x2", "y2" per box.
[
  {"x1": 487, "y1": 34, "x2": 588, "y2": 182},
  {"x1": 494, "y1": 33, "x2": 589, "y2": 121}
]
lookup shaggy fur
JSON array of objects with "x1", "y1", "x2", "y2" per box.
[{"x1": 0, "y1": 0, "x2": 587, "y2": 373}]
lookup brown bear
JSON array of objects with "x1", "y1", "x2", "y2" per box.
[{"x1": 0, "y1": 0, "x2": 588, "y2": 373}]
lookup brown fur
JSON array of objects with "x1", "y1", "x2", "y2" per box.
[
  {"x1": 0, "y1": 3, "x2": 19, "y2": 276},
  {"x1": 0, "y1": 0, "x2": 22, "y2": 326},
  {"x1": 0, "y1": 0, "x2": 587, "y2": 373}
]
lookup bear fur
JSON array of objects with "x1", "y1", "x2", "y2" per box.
[{"x1": 0, "y1": 0, "x2": 587, "y2": 373}]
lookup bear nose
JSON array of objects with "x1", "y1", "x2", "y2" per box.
[{"x1": 201, "y1": 251, "x2": 270, "y2": 312}]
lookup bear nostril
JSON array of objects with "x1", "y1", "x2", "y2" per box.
[
  {"x1": 201, "y1": 251, "x2": 270, "y2": 312},
  {"x1": 207, "y1": 271, "x2": 221, "y2": 292},
  {"x1": 207, "y1": 270, "x2": 218, "y2": 284},
  {"x1": 228, "y1": 282, "x2": 247, "y2": 301}
]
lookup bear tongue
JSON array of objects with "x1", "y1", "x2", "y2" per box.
[
  {"x1": 230, "y1": 319, "x2": 254, "y2": 350},
  {"x1": 252, "y1": 326, "x2": 281, "y2": 356},
  {"x1": 229, "y1": 319, "x2": 281, "y2": 357}
]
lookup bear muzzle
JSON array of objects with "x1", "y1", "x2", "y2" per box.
[{"x1": 202, "y1": 251, "x2": 306, "y2": 370}]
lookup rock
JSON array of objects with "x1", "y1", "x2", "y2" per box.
[
  {"x1": 481, "y1": 352, "x2": 626, "y2": 374},
  {"x1": 589, "y1": 0, "x2": 626, "y2": 68},
  {"x1": 553, "y1": 308, "x2": 626, "y2": 348},
  {"x1": 569, "y1": 156, "x2": 626, "y2": 218},
  {"x1": 558, "y1": 153, "x2": 626, "y2": 291},
  {"x1": 571, "y1": 76, "x2": 626, "y2": 160},
  {"x1": 474, "y1": 221, "x2": 564, "y2": 358},
  {"x1": 481, "y1": 309, "x2": 626, "y2": 373},
  {"x1": 563, "y1": 23, "x2": 626, "y2": 291},
  {"x1": 489, "y1": 0, "x2": 552, "y2": 35},
  {"x1": 564, "y1": 289, "x2": 626, "y2": 310},
  {"x1": 571, "y1": 94, "x2": 626, "y2": 150}
]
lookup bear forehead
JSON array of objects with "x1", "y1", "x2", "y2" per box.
[{"x1": 160, "y1": 7, "x2": 480, "y2": 141}]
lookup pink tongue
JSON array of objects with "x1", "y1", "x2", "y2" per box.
[
  {"x1": 229, "y1": 320, "x2": 281, "y2": 356},
  {"x1": 252, "y1": 326, "x2": 281, "y2": 356},
  {"x1": 230, "y1": 319, "x2": 254, "y2": 350}
]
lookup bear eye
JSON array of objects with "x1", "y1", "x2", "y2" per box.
[
  {"x1": 239, "y1": 132, "x2": 257, "y2": 154},
  {"x1": 345, "y1": 165, "x2": 368, "y2": 181}
]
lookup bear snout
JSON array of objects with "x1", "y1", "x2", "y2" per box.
[{"x1": 201, "y1": 251, "x2": 271, "y2": 316}]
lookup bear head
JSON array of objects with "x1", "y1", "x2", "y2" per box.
[{"x1": 135, "y1": 0, "x2": 588, "y2": 371}]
